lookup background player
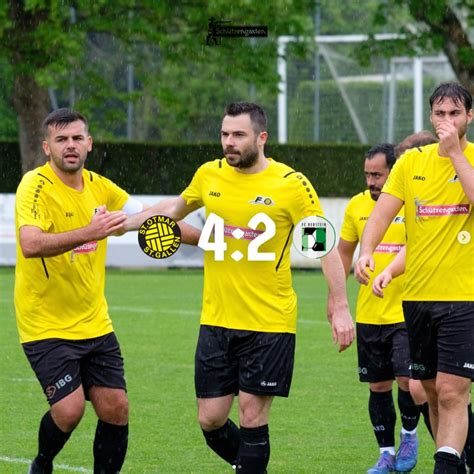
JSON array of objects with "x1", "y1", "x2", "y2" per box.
[
  {"x1": 124, "y1": 102, "x2": 354, "y2": 472},
  {"x1": 15, "y1": 108, "x2": 199, "y2": 473},
  {"x1": 336, "y1": 143, "x2": 420, "y2": 474},
  {"x1": 355, "y1": 82, "x2": 473, "y2": 473}
]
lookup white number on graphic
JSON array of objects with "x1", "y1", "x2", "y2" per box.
[
  {"x1": 247, "y1": 213, "x2": 276, "y2": 261},
  {"x1": 198, "y1": 212, "x2": 227, "y2": 261}
]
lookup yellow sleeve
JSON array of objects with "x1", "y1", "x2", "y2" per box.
[
  {"x1": 181, "y1": 165, "x2": 205, "y2": 207},
  {"x1": 383, "y1": 153, "x2": 408, "y2": 201},
  {"x1": 286, "y1": 172, "x2": 324, "y2": 224},
  {"x1": 16, "y1": 172, "x2": 53, "y2": 231},
  {"x1": 340, "y1": 198, "x2": 358, "y2": 242}
]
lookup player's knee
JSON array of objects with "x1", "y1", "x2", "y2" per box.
[
  {"x1": 198, "y1": 412, "x2": 227, "y2": 431},
  {"x1": 103, "y1": 396, "x2": 129, "y2": 425},
  {"x1": 436, "y1": 380, "x2": 470, "y2": 409},
  {"x1": 52, "y1": 400, "x2": 85, "y2": 431}
]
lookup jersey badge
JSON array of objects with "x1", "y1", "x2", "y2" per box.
[{"x1": 249, "y1": 196, "x2": 274, "y2": 206}]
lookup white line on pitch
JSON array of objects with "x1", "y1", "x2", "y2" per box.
[{"x1": 0, "y1": 456, "x2": 91, "y2": 472}]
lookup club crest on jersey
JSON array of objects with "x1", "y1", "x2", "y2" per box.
[{"x1": 249, "y1": 196, "x2": 274, "y2": 206}]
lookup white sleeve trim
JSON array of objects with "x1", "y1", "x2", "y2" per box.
[{"x1": 121, "y1": 197, "x2": 144, "y2": 215}]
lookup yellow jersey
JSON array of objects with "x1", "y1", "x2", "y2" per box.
[
  {"x1": 181, "y1": 158, "x2": 324, "y2": 333},
  {"x1": 383, "y1": 142, "x2": 474, "y2": 301},
  {"x1": 341, "y1": 190, "x2": 405, "y2": 324},
  {"x1": 15, "y1": 162, "x2": 129, "y2": 343}
]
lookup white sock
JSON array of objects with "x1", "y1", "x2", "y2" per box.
[
  {"x1": 380, "y1": 447, "x2": 396, "y2": 455},
  {"x1": 401, "y1": 427, "x2": 417, "y2": 435},
  {"x1": 437, "y1": 446, "x2": 461, "y2": 458}
]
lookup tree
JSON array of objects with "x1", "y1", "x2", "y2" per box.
[
  {"x1": 361, "y1": 0, "x2": 473, "y2": 95},
  {"x1": 0, "y1": 1, "x2": 314, "y2": 173}
]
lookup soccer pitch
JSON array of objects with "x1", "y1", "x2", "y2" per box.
[{"x1": 0, "y1": 267, "x2": 435, "y2": 473}]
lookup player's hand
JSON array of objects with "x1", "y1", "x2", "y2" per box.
[
  {"x1": 354, "y1": 254, "x2": 375, "y2": 285},
  {"x1": 372, "y1": 270, "x2": 392, "y2": 298},
  {"x1": 436, "y1": 121, "x2": 462, "y2": 157},
  {"x1": 88, "y1": 205, "x2": 127, "y2": 240},
  {"x1": 331, "y1": 305, "x2": 354, "y2": 352}
]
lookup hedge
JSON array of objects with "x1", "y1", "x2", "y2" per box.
[{"x1": 0, "y1": 141, "x2": 368, "y2": 197}]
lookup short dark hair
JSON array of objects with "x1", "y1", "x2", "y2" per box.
[
  {"x1": 42, "y1": 108, "x2": 88, "y2": 137},
  {"x1": 224, "y1": 102, "x2": 267, "y2": 134},
  {"x1": 429, "y1": 82, "x2": 472, "y2": 112},
  {"x1": 365, "y1": 143, "x2": 396, "y2": 170},
  {"x1": 395, "y1": 130, "x2": 438, "y2": 158}
]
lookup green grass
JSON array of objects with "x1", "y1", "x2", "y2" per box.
[{"x1": 0, "y1": 267, "x2": 435, "y2": 473}]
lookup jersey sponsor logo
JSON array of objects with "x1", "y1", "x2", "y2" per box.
[
  {"x1": 392, "y1": 216, "x2": 405, "y2": 224},
  {"x1": 416, "y1": 203, "x2": 470, "y2": 217},
  {"x1": 375, "y1": 243, "x2": 403, "y2": 254},
  {"x1": 138, "y1": 215, "x2": 181, "y2": 259},
  {"x1": 249, "y1": 196, "x2": 274, "y2": 206},
  {"x1": 463, "y1": 362, "x2": 474, "y2": 370},
  {"x1": 413, "y1": 175, "x2": 426, "y2": 181},
  {"x1": 458, "y1": 231, "x2": 471, "y2": 245},
  {"x1": 73, "y1": 241, "x2": 98, "y2": 254},
  {"x1": 208, "y1": 191, "x2": 221, "y2": 197},
  {"x1": 448, "y1": 174, "x2": 459, "y2": 183},
  {"x1": 224, "y1": 224, "x2": 263, "y2": 241}
]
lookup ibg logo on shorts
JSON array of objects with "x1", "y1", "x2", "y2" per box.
[
  {"x1": 45, "y1": 373, "x2": 73, "y2": 399},
  {"x1": 292, "y1": 215, "x2": 336, "y2": 259}
]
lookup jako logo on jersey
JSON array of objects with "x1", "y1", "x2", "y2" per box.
[
  {"x1": 463, "y1": 362, "x2": 474, "y2": 369},
  {"x1": 65, "y1": 211, "x2": 74, "y2": 218},
  {"x1": 209, "y1": 191, "x2": 221, "y2": 197},
  {"x1": 413, "y1": 175, "x2": 426, "y2": 181},
  {"x1": 249, "y1": 196, "x2": 274, "y2": 206},
  {"x1": 448, "y1": 174, "x2": 459, "y2": 183}
]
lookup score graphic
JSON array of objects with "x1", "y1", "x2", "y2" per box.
[
  {"x1": 292, "y1": 215, "x2": 336, "y2": 259},
  {"x1": 198, "y1": 212, "x2": 275, "y2": 261},
  {"x1": 138, "y1": 215, "x2": 181, "y2": 259}
]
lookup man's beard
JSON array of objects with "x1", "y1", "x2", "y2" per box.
[{"x1": 224, "y1": 146, "x2": 259, "y2": 169}]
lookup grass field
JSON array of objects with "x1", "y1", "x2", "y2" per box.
[{"x1": 0, "y1": 267, "x2": 436, "y2": 473}]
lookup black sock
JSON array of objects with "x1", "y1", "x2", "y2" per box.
[
  {"x1": 419, "y1": 402, "x2": 434, "y2": 439},
  {"x1": 464, "y1": 403, "x2": 474, "y2": 468},
  {"x1": 398, "y1": 388, "x2": 420, "y2": 431},
  {"x1": 369, "y1": 390, "x2": 396, "y2": 448},
  {"x1": 35, "y1": 411, "x2": 71, "y2": 469},
  {"x1": 434, "y1": 450, "x2": 462, "y2": 474},
  {"x1": 202, "y1": 419, "x2": 240, "y2": 465},
  {"x1": 235, "y1": 425, "x2": 270, "y2": 473},
  {"x1": 93, "y1": 420, "x2": 128, "y2": 474}
]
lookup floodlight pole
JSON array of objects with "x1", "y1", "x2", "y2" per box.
[{"x1": 413, "y1": 57, "x2": 423, "y2": 132}]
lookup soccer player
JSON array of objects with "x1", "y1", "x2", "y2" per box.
[
  {"x1": 124, "y1": 102, "x2": 355, "y2": 472},
  {"x1": 355, "y1": 82, "x2": 474, "y2": 473},
  {"x1": 15, "y1": 108, "x2": 199, "y2": 473},
  {"x1": 337, "y1": 143, "x2": 421, "y2": 473}
]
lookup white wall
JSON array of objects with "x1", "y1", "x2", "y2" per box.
[{"x1": 0, "y1": 194, "x2": 351, "y2": 268}]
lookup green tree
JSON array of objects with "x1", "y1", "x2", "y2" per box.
[
  {"x1": 360, "y1": 0, "x2": 473, "y2": 95},
  {"x1": 1, "y1": 0, "x2": 314, "y2": 173}
]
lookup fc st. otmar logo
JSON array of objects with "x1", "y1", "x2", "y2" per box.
[
  {"x1": 138, "y1": 215, "x2": 181, "y2": 259},
  {"x1": 292, "y1": 215, "x2": 336, "y2": 259}
]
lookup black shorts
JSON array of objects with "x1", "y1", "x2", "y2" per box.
[
  {"x1": 356, "y1": 322, "x2": 411, "y2": 383},
  {"x1": 22, "y1": 332, "x2": 126, "y2": 405},
  {"x1": 403, "y1": 301, "x2": 474, "y2": 381},
  {"x1": 195, "y1": 325, "x2": 296, "y2": 398}
]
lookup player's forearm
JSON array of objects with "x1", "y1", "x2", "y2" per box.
[
  {"x1": 359, "y1": 204, "x2": 393, "y2": 257},
  {"x1": 21, "y1": 227, "x2": 95, "y2": 258},
  {"x1": 125, "y1": 198, "x2": 185, "y2": 231},
  {"x1": 321, "y1": 249, "x2": 350, "y2": 309},
  {"x1": 178, "y1": 221, "x2": 201, "y2": 246},
  {"x1": 385, "y1": 245, "x2": 406, "y2": 279}
]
